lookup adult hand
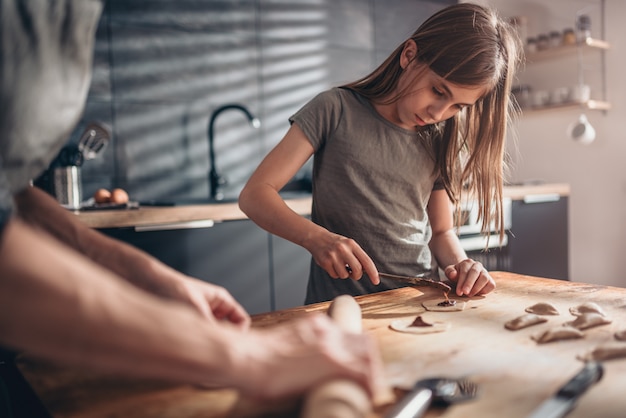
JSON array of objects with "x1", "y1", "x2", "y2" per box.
[
  {"x1": 228, "y1": 313, "x2": 384, "y2": 400},
  {"x1": 444, "y1": 258, "x2": 496, "y2": 297},
  {"x1": 304, "y1": 230, "x2": 380, "y2": 285},
  {"x1": 165, "y1": 276, "x2": 251, "y2": 329}
]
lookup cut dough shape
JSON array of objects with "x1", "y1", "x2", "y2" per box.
[
  {"x1": 422, "y1": 298, "x2": 466, "y2": 312},
  {"x1": 569, "y1": 302, "x2": 607, "y2": 317},
  {"x1": 564, "y1": 312, "x2": 612, "y2": 330},
  {"x1": 525, "y1": 302, "x2": 559, "y2": 316},
  {"x1": 614, "y1": 329, "x2": 626, "y2": 341},
  {"x1": 505, "y1": 313, "x2": 548, "y2": 331},
  {"x1": 389, "y1": 315, "x2": 450, "y2": 334},
  {"x1": 532, "y1": 326, "x2": 584, "y2": 344},
  {"x1": 579, "y1": 344, "x2": 626, "y2": 362}
]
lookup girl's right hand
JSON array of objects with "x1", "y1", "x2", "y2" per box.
[{"x1": 304, "y1": 230, "x2": 380, "y2": 285}]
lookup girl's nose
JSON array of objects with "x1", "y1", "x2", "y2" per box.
[{"x1": 428, "y1": 103, "x2": 448, "y2": 122}]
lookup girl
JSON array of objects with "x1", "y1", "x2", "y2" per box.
[{"x1": 239, "y1": 3, "x2": 523, "y2": 304}]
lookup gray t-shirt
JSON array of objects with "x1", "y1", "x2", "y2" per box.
[
  {"x1": 290, "y1": 87, "x2": 444, "y2": 304},
  {"x1": 0, "y1": 0, "x2": 101, "y2": 235}
]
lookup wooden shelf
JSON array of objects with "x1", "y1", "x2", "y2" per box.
[
  {"x1": 521, "y1": 99, "x2": 611, "y2": 114},
  {"x1": 525, "y1": 37, "x2": 610, "y2": 63}
]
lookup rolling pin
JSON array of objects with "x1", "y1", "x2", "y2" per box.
[{"x1": 300, "y1": 294, "x2": 372, "y2": 418}]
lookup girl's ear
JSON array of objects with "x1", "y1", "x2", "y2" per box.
[{"x1": 400, "y1": 39, "x2": 418, "y2": 69}]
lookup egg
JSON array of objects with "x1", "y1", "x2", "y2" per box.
[
  {"x1": 110, "y1": 188, "x2": 129, "y2": 204},
  {"x1": 93, "y1": 188, "x2": 111, "y2": 203}
]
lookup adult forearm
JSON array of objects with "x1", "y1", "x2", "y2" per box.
[
  {"x1": 0, "y1": 219, "x2": 237, "y2": 385},
  {"x1": 14, "y1": 186, "x2": 186, "y2": 294}
]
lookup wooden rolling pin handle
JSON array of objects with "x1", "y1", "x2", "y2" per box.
[{"x1": 300, "y1": 295, "x2": 371, "y2": 418}]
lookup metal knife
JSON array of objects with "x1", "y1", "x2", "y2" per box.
[
  {"x1": 527, "y1": 361, "x2": 604, "y2": 418},
  {"x1": 378, "y1": 272, "x2": 452, "y2": 293}
]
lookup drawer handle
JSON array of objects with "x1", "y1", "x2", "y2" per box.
[
  {"x1": 523, "y1": 193, "x2": 560, "y2": 204},
  {"x1": 135, "y1": 219, "x2": 215, "y2": 232}
]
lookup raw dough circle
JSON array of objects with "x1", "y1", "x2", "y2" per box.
[
  {"x1": 422, "y1": 298, "x2": 466, "y2": 312},
  {"x1": 389, "y1": 317, "x2": 450, "y2": 334}
]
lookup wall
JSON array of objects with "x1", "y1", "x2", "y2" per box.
[
  {"x1": 68, "y1": 0, "x2": 452, "y2": 203},
  {"x1": 467, "y1": 0, "x2": 626, "y2": 288}
]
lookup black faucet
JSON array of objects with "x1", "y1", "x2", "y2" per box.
[{"x1": 207, "y1": 104, "x2": 260, "y2": 200}]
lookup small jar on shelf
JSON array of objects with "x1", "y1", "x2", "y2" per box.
[
  {"x1": 525, "y1": 37, "x2": 537, "y2": 54},
  {"x1": 536, "y1": 34, "x2": 549, "y2": 51},
  {"x1": 562, "y1": 28, "x2": 576, "y2": 45},
  {"x1": 576, "y1": 14, "x2": 592, "y2": 41},
  {"x1": 549, "y1": 31, "x2": 562, "y2": 48}
]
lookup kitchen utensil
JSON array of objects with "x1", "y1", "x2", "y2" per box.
[
  {"x1": 53, "y1": 166, "x2": 82, "y2": 209},
  {"x1": 57, "y1": 145, "x2": 84, "y2": 167},
  {"x1": 379, "y1": 272, "x2": 452, "y2": 294},
  {"x1": 527, "y1": 361, "x2": 603, "y2": 418},
  {"x1": 78, "y1": 122, "x2": 111, "y2": 161},
  {"x1": 385, "y1": 377, "x2": 478, "y2": 418}
]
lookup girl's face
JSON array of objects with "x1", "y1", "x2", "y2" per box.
[{"x1": 381, "y1": 40, "x2": 486, "y2": 131}]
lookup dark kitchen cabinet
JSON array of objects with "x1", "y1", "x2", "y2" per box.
[
  {"x1": 270, "y1": 234, "x2": 310, "y2": 311},
  {"x1": 507, "y1": 195, "x2": 569, "y2": 280},
  {"x1": 101, "y1": 220, "x2": 272, "y2": 315}
]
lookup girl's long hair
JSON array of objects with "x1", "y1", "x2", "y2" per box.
[{"x1": 342, "y1": 3, "x2": 523, "y2": 241}]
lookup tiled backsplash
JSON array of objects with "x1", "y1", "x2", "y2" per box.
[{"x1": 64, "y1": 0, "x2": 452, "y2": 202}]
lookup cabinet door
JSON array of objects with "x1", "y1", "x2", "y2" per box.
[
  {"x1": 100, "y1": 220, "x2": 272, "y2": 315},
  {"x1": 270, "y1": 234, "x2": 310, "y2": 310},
  {"x1": 508, "y1": 196, "x2": 569, "y2": 280}
]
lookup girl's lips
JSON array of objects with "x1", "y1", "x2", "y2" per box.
[{"x1": 415, "y1": 115, "x2": 428, "y2": 126}]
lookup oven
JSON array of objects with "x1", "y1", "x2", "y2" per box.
[{"x1": 456, "y1": 197, "x2": 512, "y2": 271}]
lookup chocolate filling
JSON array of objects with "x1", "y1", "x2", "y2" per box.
[{"x1": 409, "y1": 315, "x2": 433, "y2": 328}]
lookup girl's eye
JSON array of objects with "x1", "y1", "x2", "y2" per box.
[{"x1": 432, "y1": 87, "x2": 445, "y2": 97}]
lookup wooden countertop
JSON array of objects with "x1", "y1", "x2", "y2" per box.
[
  {"x1": 74, "y1": 183, "x2": 570, "y2": 229},
  {"x1": 74, "y1": 196, "x2": 313, "y2": 229},
  {"x1": 15, "y1": 271, "x2": 626, "y2": 418}
]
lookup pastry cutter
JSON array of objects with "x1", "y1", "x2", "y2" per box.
[{"x1": 385, "y1": 377, "x2": 478, "y2": 418}]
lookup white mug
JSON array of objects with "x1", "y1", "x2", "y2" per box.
[
  {"x1": 569, "y1": 84, "x2": 591, "y2": 103},
  {"x1": 551, "y1": 87, "x2": 569, "y2": 105},
  {"x1": 532, "y1": 90, "x2": 550, "y2": 108},
  {"x1": 568, "y1": 114, "x2": 596, "y2": 144}
]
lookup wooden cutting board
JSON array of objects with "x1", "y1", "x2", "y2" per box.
[{"x1": 16, "y1": 271, "x2": 626, "y2": 417}]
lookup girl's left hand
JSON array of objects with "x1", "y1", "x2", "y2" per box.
[{"x1": 443, "y1": 259, "x2": 496, "y2": 297}]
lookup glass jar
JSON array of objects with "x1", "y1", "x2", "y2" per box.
[
  {"x1": 536, "y1": 34, "x2": 549, "y2": 51},
  {"x1": 526, "y1": 37, "x2": 537, "y2": 54},
  {"x1": 576, "y1": 15, "x2": 591, "y2": 41},
  {"x1": 549, "y1": 31, "x2": 562, "y2": 48},
  {"x1": 563, "y1": 28, "x2": 576, "y2": 45}
]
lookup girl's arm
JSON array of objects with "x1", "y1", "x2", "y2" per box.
[
  {"x1": 239, "y1": 124, "x2": 379, "y2": 283},
  {"x1": 427, "y1": 189, "x2": 495, "y2": 296}
]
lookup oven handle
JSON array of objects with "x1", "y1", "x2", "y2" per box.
[
  {"x1": 459, "y1": 234, "x2": 508, "y2": 252},
  {"x1": 523, "y1": 193, "x2": 560, "y2": 204},
  {"x1": 134, "y1": 219, "x2": 215, "y2": 232}
]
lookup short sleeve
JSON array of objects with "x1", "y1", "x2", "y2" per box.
[
  {"x1": 289, "y1": 88, "x2": 344, "y2": 152},
  {"x1": 432, "y1": 177, "x2": 445, "y2": 190},
  {"x1": 0, "y1": 156, "x2": 14, "y2": 238}
]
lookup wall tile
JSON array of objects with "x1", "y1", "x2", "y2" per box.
[{"x1": 70, "y1": 0, "x2": 451, "y2": 202}]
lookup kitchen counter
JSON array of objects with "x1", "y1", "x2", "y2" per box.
[
  {"x1": 73, "y1": 183, "x2": 570, "y2": 229},
  {"x1": 75, "y1": 196, "x2": 313, "y2": 229},
  {"x1": 14, "y1": 271, "x2": 626, "y2": 418}
]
